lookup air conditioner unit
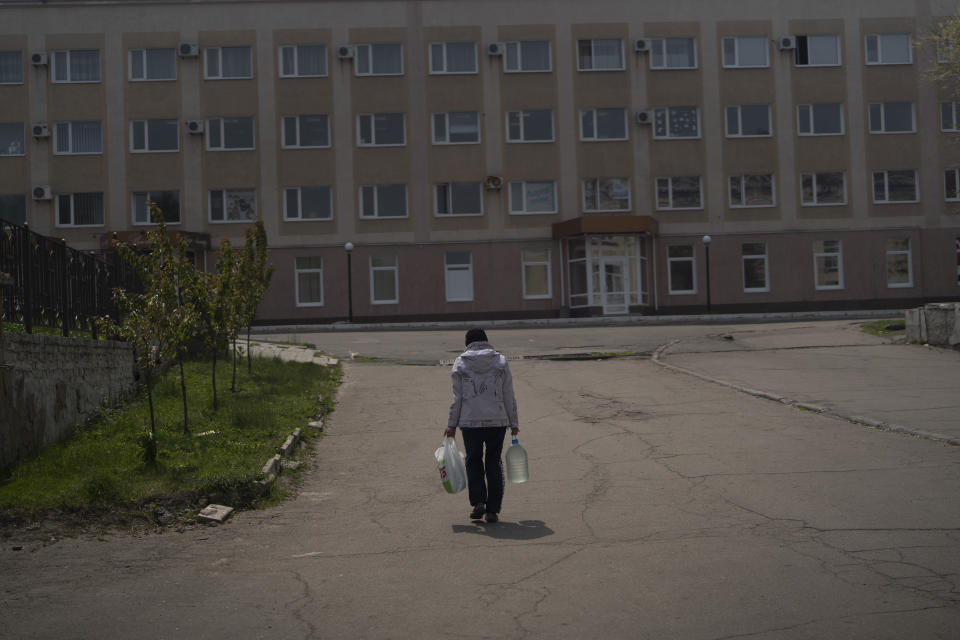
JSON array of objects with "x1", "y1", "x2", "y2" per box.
[
  {"x1": 633, "y1": 38, "x2": 651, "y2": 53},
  {"x1": 178, "y1": 42, "x2": 199, "y2": 58},
  {"x1": 635, "y1": 110, "x2": 654, "y2": 125},
  {"x1": 337, "y1": 45, "x2": 355, "y2": 60},
  {"x1": 32, "y1": 185, "x2": 53, "y2": 201},
  {"x1": 185, "y1": 119, "x2": 204, "y2": 134},
  {"x1": 484, "y1": 175, "x2": 503, "y2": 191},
  {"x1": 779, "y1": 35, "x2": 796, "y2": 51},
  {"x1": 487, "y1": 42, "x2": 505, "y2": 57},
  {"x1": 31, "y1": 123, "x2": 50, "y2": 138},
  {"x1": 30, "y1": 51, "x2": 48, "y2": 66}
]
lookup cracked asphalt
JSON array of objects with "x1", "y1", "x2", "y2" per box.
[{"x1": 2, "y1": 319, "x2": 959, "y2": 639}]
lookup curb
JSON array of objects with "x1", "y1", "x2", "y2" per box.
[{"x1": 651, "y1": 340, "x2": 960, "y2": 447}]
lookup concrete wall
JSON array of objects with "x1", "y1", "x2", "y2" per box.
[{"x1": 0, "y1": 333, "x2": 135, "y2": 473}]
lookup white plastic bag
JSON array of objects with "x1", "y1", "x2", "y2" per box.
[{"x1": 435, "y1": 436, "x2": 467, "y2": 494}]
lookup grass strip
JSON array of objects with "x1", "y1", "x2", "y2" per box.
[{"x1": 860, "y1": 318, "x2": 906, "y2": 338}]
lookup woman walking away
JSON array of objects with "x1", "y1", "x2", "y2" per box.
[{"x1": 444, "y1": 328, "x2": 519, "y2": 523}]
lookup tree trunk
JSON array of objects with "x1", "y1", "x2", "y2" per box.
[
  {"x1": 246, "y1": 325, "x2": 252, "y2": 373},
  {"x1": 146, "y1": 367, "x2": 156, "y2": 439},
  {"x1": 231, "y1": 338, "x2": 237, "y2": 392},
  {"x1": 178, "y1": 354, "x2": 189, "y2": 435},
  {"x1": 212, "y1": 351, "x2": 218, "y2": 411}
]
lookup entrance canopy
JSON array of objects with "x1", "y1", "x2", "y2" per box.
[{"x1": 552, "y1": 215, "x2": 657, "y2": 239}]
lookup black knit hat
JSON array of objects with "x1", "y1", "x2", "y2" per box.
[{"x1": 465, "y1": 327, "x2": 488, "y2": 346}]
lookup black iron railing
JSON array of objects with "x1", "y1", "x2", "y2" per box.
[{"x1": 0, "y1": 219, "x2": 138, "y2": 338}]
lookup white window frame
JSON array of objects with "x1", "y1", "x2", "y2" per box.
[
  {"x1": 506, "y1": 109, "x2": 555, "y2": 143},
  {"x1": 885, "y1": 238, "x2": 914, "y2": 288},
  {"x1": 868, "y1": 102, "x2": 915, "y2": 134},
  {"x1": 729, "y1": 174, "x2": 776, "y2": 208},
  {"x1": 128, "y1": 48, "x2": 176, "y2": 82},
  {"x1": 940, "y1": 101, "x2": 960, "y2": 132},
  {"x1": 721, "y1": 36, "x2": 770, "y2": 68},
  {"x1": 521, "y1": 248, "x2": 552, "y2": 300},
  {"x1": 51, "y1": 49, "x2": 101, "y2": 83},
  {"x1": 204, "y1": 46, "x2": 253, "y2": 80},
  {"x1": 294, "y1": 256, "x2": 324, "y2": 307},
  {"x1": 444, "y1": 251, "x2": 474, "y2": 302},
  {"x1": 794, "y1": 34, "x2": 842, "y2": 67},
  {"x1": 431, "y1": 111, "x2": 481, "y2": 145},
  {"x1": 655, "y1": 176, "x2": 703, "y2": 210},
  {"x1": 579, "y1": 108, "x2": 628, "y2": 141},
  {"x1": 653, "y1": 106, "x2": 701, "y2": 139},
  {"x1": 208, "y1": 188, "x2": 257, "y2": 223},
  {"x1": 370, "y1": 254, "x2": 399, "y2": 304},
  {"x1": 359, "y1": 184, "x2": 409, "y2": 219},
  {"x1": 649, "y1": 37, "x2": 698, "y2": 70},
  {"x1": 582, "y1": 177, "x2": 631, "y2": 212},
  {"x1": 576, "y1": 38, "x2": 625, "y2": 71},
  {"x1": 741, "y1": 241, "x2": 770, "y2": 293},
  {"x1": 797, "y1": 103, "x2": 845, "y2": 136},
  {"x1": 800, "y1": 172, "x2": 847, "y2": 206},
  {"x1": 356, "y1": 112, "x2": 406, "y2": 147},
  {"x1": 278, "y1": 44, "x2": 328, "y2": 78},
  {"x1": 281, "y1": 114, "x2": 330, "y2": 149},
  {"x1": 508, "y1": 180, "x2": 558, "y2": 215},
  {"x1": 131, "y1": 190, "x2": 181, "y2": 225},
  {"x1": 206, "y1": 117, "x2": 256, "y2": 151},
  {"x1": 667, "y1": 245, "x2": 697, "y2": 295},
  {"x1": 503, "y1": 40, "x2": 552, "y2": 73},
  {"x1": 428, "y1": 41, "x2": 478, "y2": 75},
  {"x1": 55, "y1": 192, "x2": 104, "y2": 228},
  {"x1": 813, "y1": 239, "x2": 844, "y2": 290},
  {"x1": 946, "y1": 168, "x2": 960, "y2": 202},
  {"x1": 725, "y1": 104, "x2": 772, "y2": 138},
  {"x1": 434, "y1": 182, "x2": 483, "y2": 217},
  {"x1": 0, "y1": 51, "x2": 23, "y2": 85},
  {"x1": 53, "y1": 121, "x2": 102, "y2": 155},
  {"x1": 355, "y1": 43, "x2": 404, "y2": 76},
  {"x1": 0, "y1": 122, "x2": 25, "y2": 157},
  {"x1": 130, "y1": 119, "x2": 180, "y2": 153},
  {"x1": 865, "y1": 33, "x2": 912, "y2": 65},
  {"x1": 872, "y1": 170, "x2": 919, "y2": 204},
  {"x1": 283, "y1": 186, "x2": 333, "y2": 221}
]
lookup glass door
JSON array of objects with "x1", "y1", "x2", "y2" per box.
[{"x1": 601, "y1": 257, "x2": 629, "y2": 314}]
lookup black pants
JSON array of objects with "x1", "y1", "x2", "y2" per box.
[{"x1": 461, "y1": 427, "x2": 507, "y2": 514}]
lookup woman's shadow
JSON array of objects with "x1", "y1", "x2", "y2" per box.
[{"x1": 451, "y1": 519, "x2": 554, "y2": 540}]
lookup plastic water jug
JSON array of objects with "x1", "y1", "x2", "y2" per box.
[{"x1": 505, "y1": 437, "x2": 528, "y2": 483}]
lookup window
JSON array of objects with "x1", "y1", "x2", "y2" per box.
[
  {"x1": 279, "y1": 45, "x2": 327, "y2": 77},
  {"x1": 209, "y1": 188, "x2": 256, "y2": 222},
  {"x1": 653, "y1": 107, "x2": 700, "y2": 138},
  {"x1": 132, "y1": 190, "x2": 180, "y2": 225},
  {"x1": 956, "y1": 238, "x2": 960, "y2": 286},
  {"x1": 295, "y1": 256, "x2": 324, "y2": 306},
  {"x1": 885, "y1": 238, "x2": 913, "y2": 288},
  {"x1": 868, "y1": 102, "x2": 914, "y2": 133},
  {"x1": 56, "y1": 192, "x2": 104, "y2": 227},
  {"x1": 284, "y1": 186, "x2": 332, "y2": 220},
  {"x1": 801, "y1": 172, "x2": 846, "y2": 205},
  {"x1": 52, "y1": 49, "x2": 100, "y2": 82},
  {"x1": 506, "y1": 109, "x2": 554, "y2": 142},
  {"x1": 429, "y1": 42, "x2": 477, "y2": 74},
  {"x1": 356, "y1": 43, "x2": 403, "y2": 76},
  {"x1": 742, "y1": 242, "x2": 769, "y2": 292},
  {"x1": 667, "y1": 245, "x2": 696, "y2": 294},
  {"x1": 204, "y1": 46, "x2": 252, "y2": 79},
  {"x1": 522, "y1": 249, "x2": 551, "y2": 299},
  {"x1": 509, "y1": 181, "x2": 557, "y2": 214},
  {"x1": 0, "y1": 194, "x2": 27, "y2": 225},
  {"x1": 873, "y1": 170, "x2": 918, "y2": 203},
  {"x1": 359, "y1": 184, "x2": 407, "y2": 218},
  {"x1": 725, "y1": 104, "x2": 771, "y2": 137},
  {"x1": 282, "y1": 114, "x2": 330, "y2": 148},
  {"x1": 435, "y1": 182, "x2": 482, "y2": 216},
  {"x1": 370, "y1": 254, "x2": 398, "y2": 304},
  {"x1": 0, "y1": 51, "x2": 23, "y2": 84},
  {"x1": 444, "y1": 251, "x2": 473, "y2": 302},
  {"x1": 946, "y1": 169, "x2": 960, "y2": 201},
  {"x1": 580, "y1": 108, "x2": 627, "y2": 141},
  {"x1": 865, "y1": 34, "x2": 912, "y2": 65},
  {"x1": 656, "y1": 176, "x2": 702, "y2": 210},
  {"x1": 54, "y1": 121, "x2": 102, "y2": 155},
  {"x1": 357, "y1": 113, "x2": 405, "y2": 146},
  {"x1": 207, "y1": 117, "x2": 255, "y2": 150},
  {"x1": 729, "y1": 174, "x2": 775, "y2": 207},
  {"x1": 721, "y1": 36, "x2": 769, "y2": 68},
  {"x1": 130, "y1": 119, "x2": 179, "y2": 153},
  {"x1": 649, "y1": 37, "x2": 697, "y2": 69},
  {"x1": 940, "y1": 101, "x2": 960, "y2": 132},
  {"x1": 794, "y1": 35, "x2": 841, "y2": 66},
  {"x1": 432, "y1": 111, "x2": 480, "y2": 144},
  {"x1": 583, "y1": 177, "x2": 630, "y2": 212},
  {"x1": 813, "y1": 239, "x2": 844, "y2": 290},
  {"x1": 0, "y1": 123, "x2": 24, "y2": 156},
  {"x1": 504, "y1": 40, "x2": 551, "y2": 72},
  {"x1": 577, "y1": 39, "x2": 624, "y2": 71},
  {"x1": 798, "y1": 103, "x2": 844, "y2": 135},
  {"x1": 129, "y1": 48, "x2": 176, "y2": 81}
]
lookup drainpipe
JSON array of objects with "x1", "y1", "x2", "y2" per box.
[{"x1": 651, "y1": 234, "x2": 660, "y2": 313}]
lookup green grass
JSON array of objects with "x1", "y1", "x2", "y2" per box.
[
  {"x1": 2, "y1": 321, "x2": 96, "y2": 339},
  {"x1": 0, "y1": 355, "x2": 341, "y2": 519},
  {"x1": 860, "y1": 318, "x2": 906, "y2": 338}
]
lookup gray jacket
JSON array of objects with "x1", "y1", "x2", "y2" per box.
[{"x1": 447, "y1": 341, "x2": 519, "y2": 429}]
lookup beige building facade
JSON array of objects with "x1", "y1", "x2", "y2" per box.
[{"x1": 1, "y1": 0, "x2": 959, "y2": 323}]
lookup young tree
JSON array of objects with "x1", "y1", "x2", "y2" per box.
[
  {"x1": 919, "y1": 10, "x2": 960, "y2": 100},
  {"x1": 237, "y1": 219, "x2": 274, "y2": 373}
]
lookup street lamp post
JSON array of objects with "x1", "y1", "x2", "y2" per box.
[
  {"x1": 702, "y1": 235, "x2": 712, "y2": 314},
  {"x1": 344, "y1": 242, "x2": 354, "y2": 323}
]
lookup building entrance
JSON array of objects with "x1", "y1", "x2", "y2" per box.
[{"x1": 566, "y1": 234, "x2": 648, "y2": 315}]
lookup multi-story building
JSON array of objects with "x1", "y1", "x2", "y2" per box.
[{"x1": 1, "y1": 0, "x2": 958, "y2": 323}]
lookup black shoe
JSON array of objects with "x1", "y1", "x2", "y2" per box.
[
  {"x1": 470, "y1": 503, "x2": 485, "y2": 520},
  {"x1": 485, "y1": 512, "x2": 499, "y2": 523}
]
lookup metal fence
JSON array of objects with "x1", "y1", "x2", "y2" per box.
[{"x1": 0, "y1": 218, "x2": 138, "y2": 338}]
